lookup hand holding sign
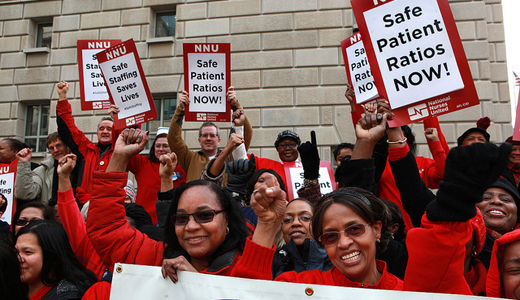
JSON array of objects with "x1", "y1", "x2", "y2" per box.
[
  {"x1": 178, "y1": 90, "x2": 189, "y2": 111},
  {"x1": 161, "y1": 256, "x2": 197, "y2": 283}
]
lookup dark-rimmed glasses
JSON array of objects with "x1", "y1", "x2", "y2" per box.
[{"x1": 173, "y1": 210, "x2": 224, "y2": 226}]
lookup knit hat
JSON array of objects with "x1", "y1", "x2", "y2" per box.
[
  {"x1": 124, "y1": 180, "x2": 136, "y2": 203},
  {"x1": 274, "y1": 130, "x2": 301, "y2": 148},
  {"x1": 505, "y1": 136, "x2": 520, "y2": 146},
  {"x1": 485, "y1": 177, "x2": 520, "y2": 219},
  {"x1": 457, "y1": 117, "x2": 491, "y2": 146}
]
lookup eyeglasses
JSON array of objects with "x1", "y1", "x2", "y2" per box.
[
  {"x1": 282, "y1": 215, "x2": 312, "y2": 224},
  {"x1": 200, "y1": 133, "x2": 218, "y2": 138},
  {"x1": 15, "y1": 219, "x2": 31, "y2": 226},
  {"x1": 277, "y1": 143, "x2": 298, "y2": 149},
  {"x1": 319, "y1": 223, "x2": 370, "y2": 245},
  {"x1": 173, "y1": 210, "x2": 225, "y2": 226}
]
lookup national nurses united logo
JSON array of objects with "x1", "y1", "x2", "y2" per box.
[
  {"x1": 126, "y1": 117, "x2": 136, "y2": 126},
  {"x1": 196, "y1": 113, "x2": 206, "y2": 121},
  {"x1": 93, "y1": 102, "x2": 102, "y2": 109},
  {"x1": 407, "y1": 103, "x2": 429, "y2": 121}
]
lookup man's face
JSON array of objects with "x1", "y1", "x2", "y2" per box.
[
  {"x1": 276, "y1": 138, "x2": 299, "y2": 162},
  {"x1": 198, "y1": 126, "x2": 220, "y2": 155},
  {"x1": 97, "y1": 120, "x2": 113, "y2": 145},
  {"x1": 47, "y1": 139, "x2": 70, "y2": 161},
  {"x1": 462, "y1": 132, "x2": 486, "y2": 146}
]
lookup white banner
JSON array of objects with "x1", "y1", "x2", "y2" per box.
[
  {"x1": 346, "y1": 39, "x2": 379, "y2": 104},
  {"x1": 110, "y1": 263, "x2": 499, "y2": 300},
  {"x1": 0, "y1": 168, "x2": 15, "y2": 224},
  {"x1": 364, "y1": 0, "x2": 464, "y2": 109},
  {"x1": 187, "y1": 52, "x2": 227, "y2": 113}
]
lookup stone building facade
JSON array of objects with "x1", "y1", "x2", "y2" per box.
[{"x1": 0, "y1": 0, "x2": 512, "y2": 162}]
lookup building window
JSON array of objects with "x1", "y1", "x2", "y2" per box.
[
  {"x1": 24, "y1": 104, "x2": 49, "y2": 152},
  {"x1": 142, "y1": 95, "x2": 177, "y2": 148},
  {"x1": 155, "y1": 11, "x2": 176, "y2": 38},
  {"x1": 36, "y1": 23, "x2": 52, "y2": 48}
]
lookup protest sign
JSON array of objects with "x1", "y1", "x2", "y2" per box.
[
  {"x1": 352, "y1": 0, "x2": 479, "y2": 127},
  {"x1": 283, "y1": 161, "x2": 336, "y2": 200},
  {"x1": 183, "y1": 43, "x2": 231, "y2": 122},
  {"x1": 97, "y1": 39, "x2": 157, "y2": 129},
  {"x1": 77, "y1": 40, "x2": 121, "y2": 111},
  {"x1": 111, "y1": 263, "x2": 498, "y2": 300},
  {"x1": 513, "y1": 91, "x2": 520, "y2": 141},
  {"x1": 341, "y1": 33, "x2": 379, "y2": 104},
  {"x1": 0, "y1": 161, "x2": 17, "y2": 225}
]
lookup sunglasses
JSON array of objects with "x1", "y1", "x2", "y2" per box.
[
  {"x1": 282, "y1": 215, "x2": 312, "y2": 224},
  {"x1": 277, "y1": 143, "x2": 298, "y2": 149},
  {"x1": 173, "y1": 210, "x2": 224, "y2": 226},
  {"x1": 319, "y1": 223, "x2": 370, "y2": 245},
  {"x1": 15, "y1": 219, "x2": 31, "y2": 226}
]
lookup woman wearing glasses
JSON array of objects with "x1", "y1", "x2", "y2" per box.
[
  {"x1": 86, "y1": 128, "x2": 285, "y2": 286},
  {"x1": 272, "y1": 198, "x2": 333, "y2": 278},
  {"x1": 12, "y1": 202, "x2": 55, "y2": 235}
]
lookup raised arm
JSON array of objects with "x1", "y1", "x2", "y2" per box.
[
  {"x1": 14, "y1": 148, "x2": 43, "y2": 202},
  {"x1": 167, "y1": 90, "x2": 195, "y2": 171}
]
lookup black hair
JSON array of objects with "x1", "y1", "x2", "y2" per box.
[
  {"x1": 312, "y1": 187, "x2": 391, "y2": 253},
  {"x1": 13, "y1": 201, "x2": 55, "y2": 233},
  {"x1": 287, "y1": 197, "x2": 314, "y2": 212},
  {"x1": 148, "y1": 133, "x2": 168, "y2": 163},
  {"x1": 380, "y1": 198, "x2": 405, "y2": 242},
  {"x1": 245, "y1": 169, "x2": 286, "y2": 204},
  {"x1": 0, "y1": 242, "x2": 27, "y2": 300},
  {"x1": 163, "y1": 180, "x2": 249, "y2": 261},
  {"x1": 16, "y1": 220, "x2": 97, "y2": 295},
  {"x1": 333, "y1": 143, "x2": 354, "y2": 161},
  {"x1": 2, "y1": 138, "x2": 25, "y2": 153},
  {"x1": 124, "y1": 203, "x2": 153, "y2": 229}
]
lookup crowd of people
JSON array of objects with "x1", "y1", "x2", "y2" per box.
[{"x1": 1, "y1": 80, "x2": 519, "y2": 300}]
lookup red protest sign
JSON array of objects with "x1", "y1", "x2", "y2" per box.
[
  {"x1": 352, "y1": 0, "x2": 479, "y2": 127},
  {"x1": 0, "y1": 160, "x2": 17, "y2": 225},
  {"x1": 96, "y1": 39, "x2": 157, "y2": 129},
  {"x1": 77, "y1": 40, "x2": 121, "y2": 111},
  {"x1": 283, "y1": 161, "x2": 336, "y2": 201},
  {"x1": 341, "y1": 33, "x2": 379, "y2": 105},
  {"x1": 183, "y1": 43, "x2": 231, "y2": 122}
]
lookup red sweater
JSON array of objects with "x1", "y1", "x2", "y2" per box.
[
  {"x1": 57, "y1": 189, "x2": 105, "y2": 280},
  {"x1": 276, "y1": 260, "x2": 403, "y2": 290},
  {"x1": 486, "y1": 229, "x2": 520, "y2": 298},
  {"x1": 57, "y1": 99, "x2": 113, "y2": 204},
  {"x1": 86, "y1": 171, "x2": 275, "y2": 277},
  {"x1": 404, "y1": 214, "x2": 473, "y2": 295},
  {"x1": 127, "y1": 154, "x2": 186, "y2": 224}
]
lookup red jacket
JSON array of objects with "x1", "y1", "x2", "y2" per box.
[
  {"x1": 57, "y1": 99, "x2": 113, "y2": 204},
  {"x1": 127, "y1": 154, "x2": 186, "y2": 224},
  {"x1": 275, "y1": 260, "x2": 403, "y2": 290},
  {"x1": 81, "y1": 281, "x2": 110, "y2": 300},
  {"x1": 58, "y1": 189, "x2": 105, "y2": 279},
  {"x1": 486, "y1": 229, "x2": 520, "y2": 297},
  {"x1": 379, "y1": 140, "x2": 446, "y2": 231},
  {"x1": 86, "y1": 170, "x2": 275, "y2": 277},
  {"x1": 404, "y1": 214, "x2": 473, "y2": 295}
]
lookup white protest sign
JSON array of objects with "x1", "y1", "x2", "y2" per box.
[
  {"x1": 0, "y1": 163, "x2": 16, "y2": 224},
  {"x1": 363, "y1": 0, "x2": 464, "y2": 109},
  {"x1": 187, "y1": 52, "x2": 226, "y2": 112},
  {"x1": 283, "y1": 161, "x2": 336, "y2": 200},
  {"x1": 342, "y1": 35, "x2": 379, "y2": 104},
  {"x1": 110, "y1": 263, "x2": 499, "y2": 300}
]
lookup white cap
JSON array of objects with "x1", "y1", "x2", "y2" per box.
[{"x1": 157, "y1": 127, "x2": 169, "y2": 136}]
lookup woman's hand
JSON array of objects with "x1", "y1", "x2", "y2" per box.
[
  {"x1": 57, "y1": 154, "x2": 77, "y2": 177},
  {"x1": 161, "y1": 256, "x2": 198, "y2": 283},
  {"x1": 159, "y1": 153, "x2": 178, "y2": 179}
]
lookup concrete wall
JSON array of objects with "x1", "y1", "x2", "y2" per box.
[{"x1": 0, "y1": 0, "x2": 511, "y2": 161}]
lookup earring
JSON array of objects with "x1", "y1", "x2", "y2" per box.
[
  {"x1": 226, "y1": 227, "x2": 230, "y2": 234},
  {"x1": 376, "y1": 238, "x2": 380, "y2": 243}
]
